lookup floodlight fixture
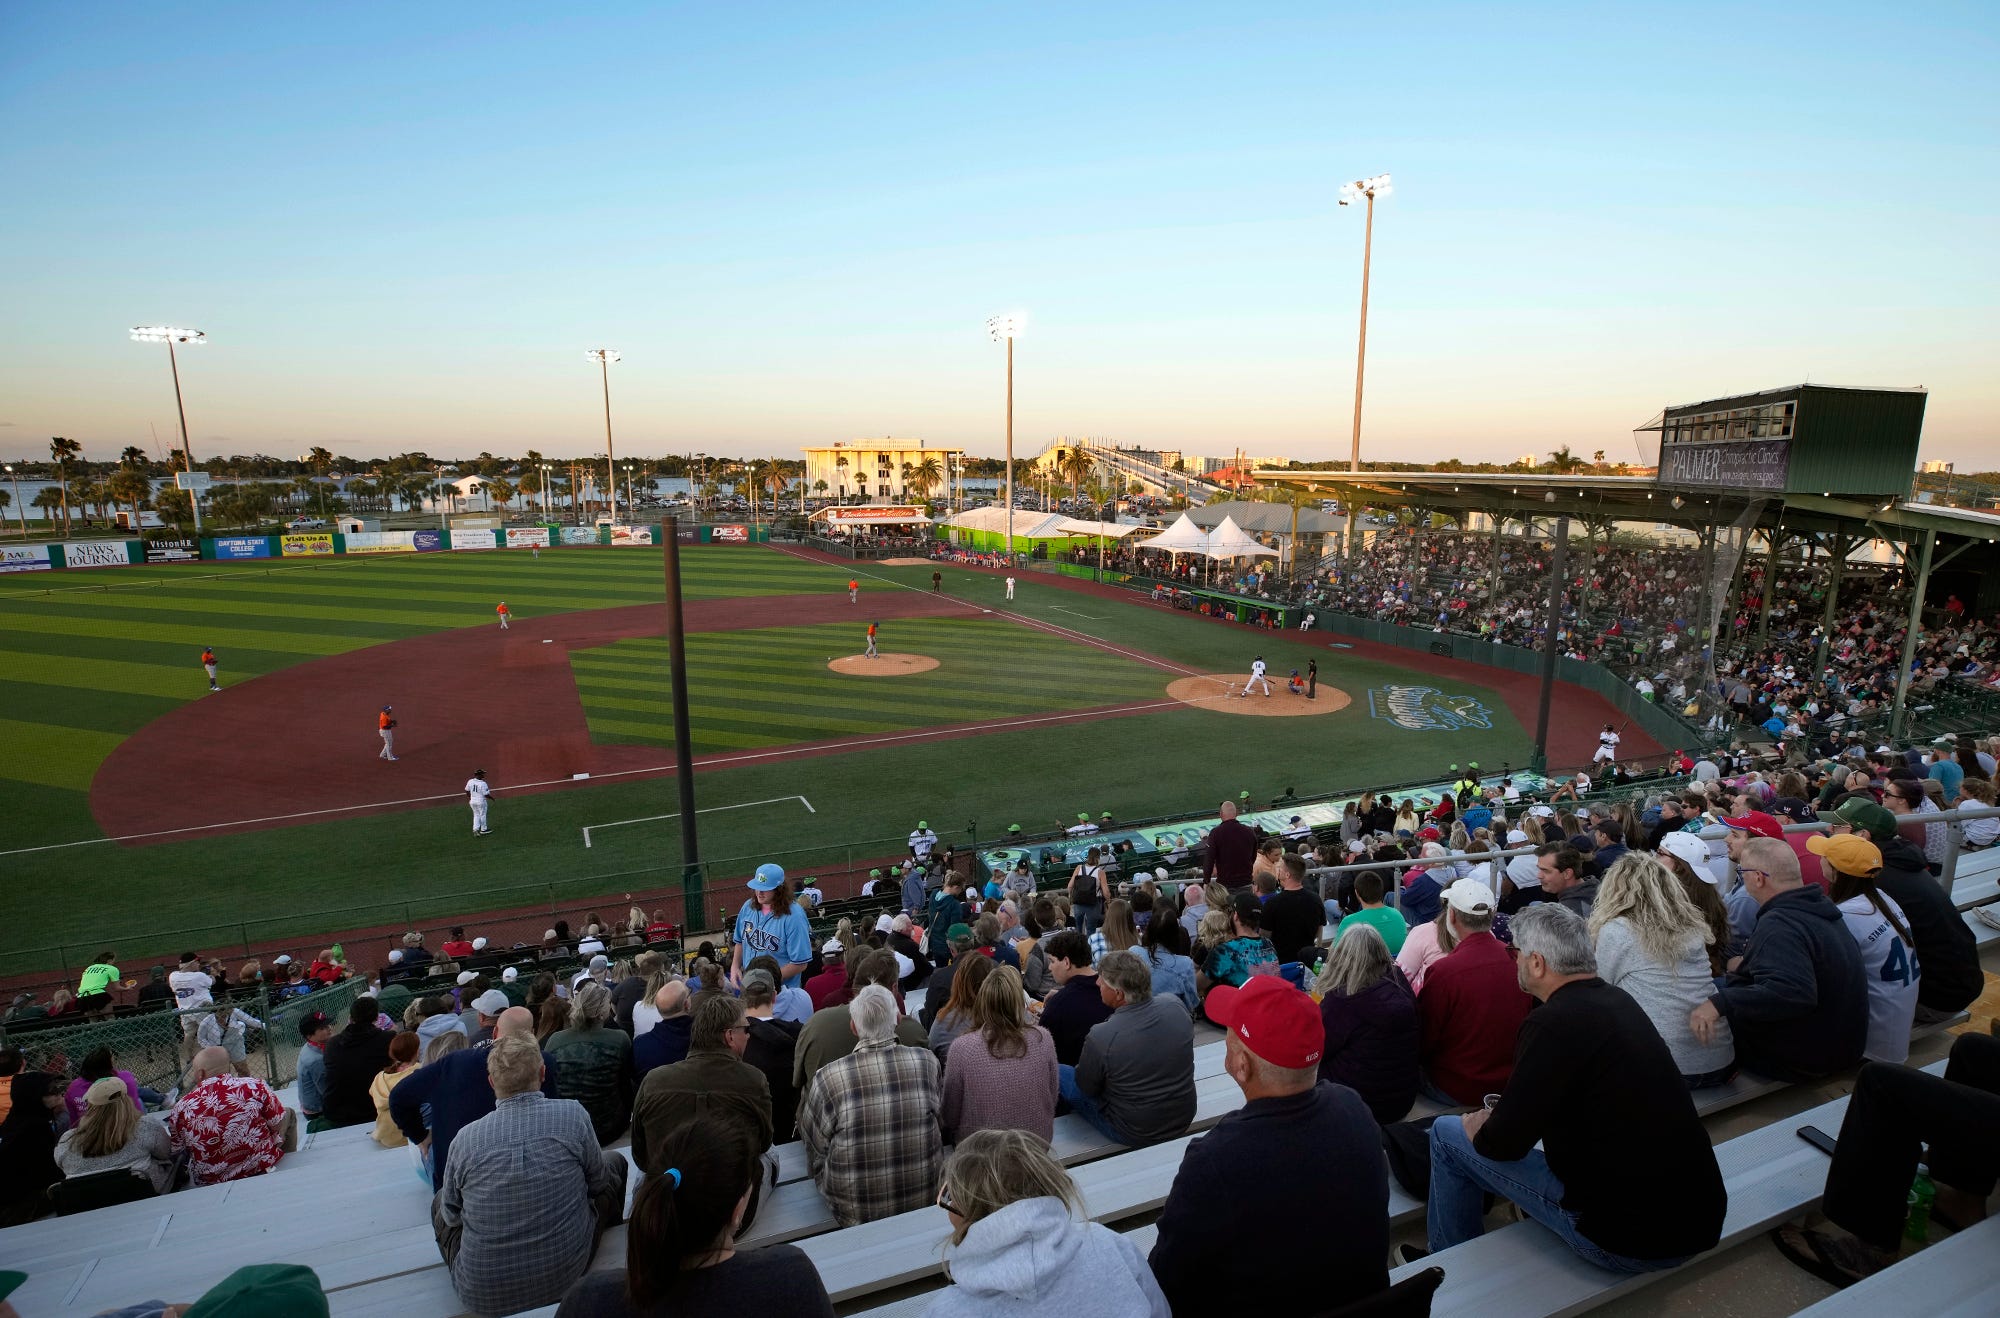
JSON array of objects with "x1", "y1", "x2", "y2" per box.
[{"x1": 986, "y1": 314, "x2": 1023, "y2": 341}]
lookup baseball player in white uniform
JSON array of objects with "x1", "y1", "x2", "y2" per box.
[
  {"x1": 1005, "y1": 577, "x2": 1016, "y2": 600},
  {"x1": 1593, "y1": 723, "x2": 1621, "y2": 764},
  {"x1": 1243, "y1": 655, "x2": 1273, "y2": 698},
  {"x1": 466, "y1": 769, "x2": 492, "y2": 836}
]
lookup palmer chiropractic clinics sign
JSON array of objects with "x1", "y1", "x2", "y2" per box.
[{"x1": 1656, "y1": 438, "x2": 1791, "y2": 492}]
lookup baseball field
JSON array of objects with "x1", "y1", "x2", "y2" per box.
[{"x1": 0, "y1": 542, "x2": 1648, "y2": 978}]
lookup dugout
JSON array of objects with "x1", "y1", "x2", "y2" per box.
[{"x1": 1158, "y1": 586, "x2": 1292, "y2": 629}]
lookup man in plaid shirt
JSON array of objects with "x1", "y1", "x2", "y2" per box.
[
  {"x1": 433, "y1": 1035, "x2": 628, "y2": 1315},
  {"x1": 799, "y1": 984, "x2": 942, "y2": 1226}
]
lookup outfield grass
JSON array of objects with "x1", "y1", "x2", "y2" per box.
[{"x1": 0, "y1": 548, "x2": 1533, "y2": 975}]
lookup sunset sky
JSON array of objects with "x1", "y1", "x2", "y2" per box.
[{"x1": 1, "y1": 3, "x2": 1993, "y2": 467}]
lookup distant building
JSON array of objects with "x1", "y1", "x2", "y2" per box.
[
  {"x1": 803, "y1": 441, "x2": 963, "y2": 502},
  {"x1": 1920, "y1": 460, "x2": 1953, "y2": 474}
]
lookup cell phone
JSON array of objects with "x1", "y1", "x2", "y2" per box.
[{"x1": 1796, "y1": 1124, "x2": 1837, "y2": 1157}]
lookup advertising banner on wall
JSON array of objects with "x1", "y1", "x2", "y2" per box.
[
  {"x1": 609, "y1": 525, "x2": 654, "y2": 546},
  {"x1": 280, "y1": 533, "x2": 335, "y2": 557},
  {"x1": 0, "y1": 545, "x2": 52, "y2": 573},
  {"x1": 63, "y1": 541, "x2": 135, "y2": 569},
  {"x1": 710, "y1": 524, "x2": 750, "y2": 543},
  {"x1": 561, "y1": 526, "x2": 598, "y2": 545},
  {"x1": 413, "y1": 530, "x2": 444, "y2": 552},
  {"x1": 212, "y1": 537, "x2": 272, "y2": 560},
  {"x1": 144, "y1": 538, "x2": 201, "y2": 564},
  {"x1": 1656, "y1": 438, "x2": 1791, "y2": 492},
  {"x1": 505, "y1": 526, "x2": 551, "y2": 549},
  {"x1": 343, "y1": 531, "x2": 418, "y2": 555}
]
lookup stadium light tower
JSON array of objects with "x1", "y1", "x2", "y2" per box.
[
  {"x1": 586, "y1": 349, "x2": 621, "y2": 523},
  {"x1": 130, "y1": 326, "x2": 207, "y2": 532},
  {"x1": 1337, "y1": 174, "x2": 1391, "y2": 473},
  {"x1": 986, "y1": 314, "x2": 1023, "y2": 557}
]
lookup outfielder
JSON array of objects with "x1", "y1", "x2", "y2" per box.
[
  {"x1": 378, "y1": 705, "x2": 399, "y2": 760},
  {"x1": 848, "y1": 578, "x2": 859, "y2": 603},
  {"x1": 496, "y1": 600, "x2": 511, "y2": 630},
  {"x1": 865, "y1": 621, "x2": 879, "y2": 658},
  {"x1": 466, "y1": 769, "x2": 492, "y2": 835},
  {"x1": 200, "y1": 646, "x2": 219, "y2": 693},
  {"x1": 1242, "y1": 655, "x2": 1273, "y2": 698},
  {"x1": 1594, "y1": 723, "x2": 1621, "y2": 764},
  {"x1": 1005, "y1": 576, "x2": 1016, "y2": 601}
]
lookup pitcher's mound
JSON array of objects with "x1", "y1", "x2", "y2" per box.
[
  {"x1": 830, "y1": 653, "x2": 939, "y2": 676},
  {"x1": 880, "y1": 558, "x2": 936, "y2": 567},
  {"x1": 1167, "y1": 673, "x2": 1350, "y2": 715}
]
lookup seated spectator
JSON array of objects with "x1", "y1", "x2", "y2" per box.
[
  {"x1": 1197, "y1": 894, "x2": 1278, "y2": 997},
  {"x1": 1657, "y1": 832, "x2": 1737, "y2": 969},
  {"x1": 1394, "y1": 895, "x2": 1463, "y2": 993},
  {"x1": 62, "y1": 1046, "x2": 155, "y2": 1125},
  {"x1": 1138, "y1": 914, "x2": 1200, "y2": 1014},
  {"x1": 442, "y1": 927, "x2": 475, "y2": 960},
  {"x1": 794, "y1": 951, "x2": 929, "y2": 1092},
  {"x1": 1587, "y1": 854, "x2": 1735, "y2": 1087},
  {"x1": 0, "y1": 1070, "x2": 62, "y2": 1225},
  {"x1": 747, "y1": 954, "x2": 814, "y2": 1024},
  {"x1": 1335, "y1": 869, "x2": 1409, "y2": 955},
  {"x1": 370, "y1": 1031, "x2": 423, "y2": 1147},
  {"x1": 928, "y1": 952, "x2": 997, "y2": 1061},
  {"x1": 1772, "y1": 1032, "x2": 2000, "y2": 1286},
  {"x1": 56, "y1": 1076, "x2": 175, "y2": 1194},
  {"x1": 392, "y1": 1006, "x2": 561, "y2": 1186},
  {"x1": 1035, "y1": 930, "x2": 1114, "y2": 1066},
  {"x1": 1424, "y1": 904, "x2": 1727, "y2": 1272},
  {"x1": 804, "y1": 942, "x2": 855, "y2": 1011},
  {"x1": 169, "y1": 1047, "x2": 292, "y2": 1185},
  {"x1": 926, "y1": 1128, "x2": 1170, "y2": 1317},
  {"x1": 941, "y1": 965, "x2": 1059, "y2": 1144},
  {"x1": 1061, "y1": 951, "x2": 1195, "y2": 1148},
  {"x1": 556, "y1": 1119, "x2": 834, "y2": 1318},
  {"x1": 1536, "y1": 844, "x2": 1598, "y2": 915},
  {"x1": 1808, "y1": 833, "x2": 1920, "y2": 1064},
  {"x1": 741, "y1": 972, "x2": 804, "y2": 1141},
  {"x1": 547, "y1": 981, "x2": 636, "y2": 1143},
  {"x1": 435, "y1": 1035, "x2": 628, "y2": 1317},
  {"x1": 1399, "y1": 843, "x2": 1451, "y2": 924},
  {"x1": 1314, "y1": 923, "x2": 1419, "y2": 1123},
  {"x1": 1150, "y1": 977, "x2": 1387, "y2": 1314},
  {"x1": 799, "y1": 985, "x2": 942, "y2": 1226},
  {"x1": 321, "y1": 996, "x2": 394, "y2": 1128},
  {"x1": 889, "y1": 914, "x2": 932, "y2": 991},
  {"x1": 635, "y1": 980, "x2": 694, "y2": 1082},
  {"x1": 1690, "y1": 836, "x2": 1866, "y2": 1083},
  {"x1": 295, "y1": 1010, "x2": 333, "y2": 1130},
  {"x1": 1262, "y1": 854, "x2": 1325, "y2": 965},
  {"x1": 610, "y1": 950, "x2": 661, "y2": 1034},
  {"x1": 1418, "y1": 879, "x2": 1533, "y2": 1106},
  {"x1": 632, "y1": 992, "x2": 775, "y2": 1211},
  {"x1": 1088, "y1": 899, "x2": 1141, "y2": 965},
  {"x1": 920, "y1": 926, "x2": 980, "y2": 1031},
  {"x1": 1822, "y1": 797, "x2": 1982, "y2": 1022}
]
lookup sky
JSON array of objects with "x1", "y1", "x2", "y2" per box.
[{"x1": 1, "y1": 3, "x2": 1994, "y2": 468}]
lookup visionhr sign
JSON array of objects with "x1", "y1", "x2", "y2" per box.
[{"x1": 1657, "y1": 438, "x2": 1791, "y2": 492}]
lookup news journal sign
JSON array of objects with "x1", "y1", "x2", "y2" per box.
[
  {"x1": 62, "y1": 541, "x2": 133, "y2": 569},
  {"x1": 1656, "y1": 438, "x2": 1791, "y2": 492}
]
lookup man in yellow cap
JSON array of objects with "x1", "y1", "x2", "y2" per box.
[{"x1": 1805, "y1": 831, "x2": 1920, "y2": 1065}]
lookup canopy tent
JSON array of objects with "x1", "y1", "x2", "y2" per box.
[
  {"x1": 811, "y1": 505, "x2": 932, "y2": 527},
  {"x1": 1203, "y1": 514, "x2": 1279, "y2": 559},
  {"x1": 1132, "y1": 512, "x2": 1213, "y2": 554},
  {"x1": 1053, "y1": 517, "x2": 1145, "y2": 539}
]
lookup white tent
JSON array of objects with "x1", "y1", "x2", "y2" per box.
[
  {"x1": 1204, "y1": 514, "x2": 1278, "y2": 559},
  {"x1": 1133, "y1": 512, "x2": 1212, "y2": 554},
  {"x1": 1054, "y1": 517, "x2": 1145, "y2": 539}
]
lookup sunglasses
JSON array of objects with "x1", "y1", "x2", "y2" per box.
[{"x1": 937, "y1": 1184, "x2": 958, "y2": 1214}]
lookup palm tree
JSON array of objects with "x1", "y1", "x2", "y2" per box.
[
  {"x1": 49, "y1": 436, "x2": 81, "y2": 535},
  {"x1": 1545, "y1": 445, "x2": 1586, "y2": 474},
  {"x1": 813, "y1": 479, "x2": 828, "y2": 505},
  {"x1": 909, "y1": 455, "x2": 943, "y2": 505},
  {"x1": 107, "y1": 469, "x2": 151, "y2": 527},
  {"x1": 486, "y1": 477, "x2": 517, "y2": 513},
  {"x1": 118, "y1": 445, "x2": 149, "y2": 471},
  {"x1": 833, "y1": 454, "x2": 849, "y2": 502},
  {"x1": 1060, "y1": 446, "x2": 1094, "y2": 505},
  {"x1": 764, "y1": 464, "x2": 788, "y2": 510}
]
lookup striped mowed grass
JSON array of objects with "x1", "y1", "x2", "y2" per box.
[
  {"x1": 0, "y1": 547, "x2": 876, "y2": 846},
  {"x1": 570, "y1": 616, "x2": 1170, "y2": 752}
]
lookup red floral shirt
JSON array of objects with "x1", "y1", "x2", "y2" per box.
[{"x1": 169, "y1": 1075, "x2": 285, "y2": 1183}]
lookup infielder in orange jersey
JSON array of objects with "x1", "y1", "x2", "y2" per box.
[
  {"x1": 496, "y1": 600, "x2": 511, "y2": 630},
  {"x1": 200, "y1": 646, "x2": 219, "y2": 692},
  {"x1": 378, "y1": 705, "x2": 399, "y2": 760},
  {"x1": 848, "y1": 578, "x2": 859, "y2": 603},
  {"x1": 865, "y1": 621, "x2": 878, "y2": 658}
]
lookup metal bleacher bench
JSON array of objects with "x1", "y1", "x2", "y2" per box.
[{"x1": 1786, "y1": 1214, "x2": 2000, "y2": 1318}]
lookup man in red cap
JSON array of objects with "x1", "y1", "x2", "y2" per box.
[{"x1": 1148, "y1": 976, "x2": 1388, "y2": 1315}]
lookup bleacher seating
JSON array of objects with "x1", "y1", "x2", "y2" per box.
[{"x1": 1785, "y1": 1214, "x2": 2000, "y2": 1318}]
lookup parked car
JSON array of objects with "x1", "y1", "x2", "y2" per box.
[{"x1": 287, "y1": 516, "x2": 328, "y2": 529}]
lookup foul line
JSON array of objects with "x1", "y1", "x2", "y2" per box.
[{"x1": 583, "y1": 794, "x2": 815, "y2": 848}]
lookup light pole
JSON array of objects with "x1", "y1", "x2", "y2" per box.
[
  {"x1": 3, "y1": 465, "x2": 21, "y2": 537},
  {"x1": 586, "y1": 349, "x2": 621, "y2": 523},
  {"x1": 435, "y1": 467, "x2": 449, "y2": 531},
  {"x1": 623, "y1": 461, "x2": 636, "y2": 517},
  {"x1": 130, "y1": 326, "x2": 207, "y2": 533},
  {"x1": 1337, "y1": 174, "x2": 1391, "y2": 474},
  {"x1": 986, "y1": 314, "x2": 1022, "y2": 558},
  {"x1": 540, "y1": 463, "x2": 554, "y2": 521}
]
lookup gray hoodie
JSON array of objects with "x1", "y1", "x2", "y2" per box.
[{"x1": 925, "y1": 1197, "x2": 1168, "y2": 1318}]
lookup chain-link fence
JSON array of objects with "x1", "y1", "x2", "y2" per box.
[{"x1": 0, "y1": 976, "x2": 367, "y2": 1100}]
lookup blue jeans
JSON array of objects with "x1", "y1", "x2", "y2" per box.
[
  {"x1": 1426, "y1": 1115, "x2": 1687, "y2": 1273},
  {"x1": 1057, "y1": 1064, "x2": 1127, "y2": 1145}
]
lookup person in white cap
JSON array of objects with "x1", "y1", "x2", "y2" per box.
[
  {"x1": 1416, "y1": 878, "x2": 1533, "y2": 1107},
  {"x1": 571, "y1": 954, "x2": 612, "y2": 993},
  {"x1": 1498, "y1": 829, "x2": 1541, "y2": 912}
]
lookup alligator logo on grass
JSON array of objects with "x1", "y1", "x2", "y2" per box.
[{"x1": 1367, "y1": 684, "x2": 1494, "y2": 732}]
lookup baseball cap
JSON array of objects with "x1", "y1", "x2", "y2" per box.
[
  {"x1": 387, "y1": 949, "x2": 403, "y2": 964},
  {"x1": 1154, "y1": 866, "x2": 1170, "y2": 882},
  {"x1": 1505, "y1": 829, "x2": 1528, "y2": 845},
  {"x1": 917, "y1": 820, "x2": 929, "y2": 829},
  {"x1": 1007, "y1": 824, "x2": 1022, "y2": 834},
  {"x1": 1529, "y1": 805, "x2": 1555, "y2": 819},
  {"x1": 1416, "y1": 826, "x2": 1441, "y2": 841},
  {"x1": 184, "y1": 1263, "x2": 329, "y2": 1318},
  {"x1": 869, "y1": 868, "x2": 882, "y2": 878},
  {"x1": 821, "y1": 937, "x2": 845, "y2": 955},
  {"x1": 298, "y1": 1011, "x2": 331, "y2": 1040},
  {"x1": 747, "y1": 862, "x2": 786, "y2": 891},
  {"x1": 1078, "y1": 812, "x2": 1090, "y2": 821},
  {"x1": 471, "y1": 989, "x2": 510, "y2": 1016},
  {"x1": 874, "y1": 913, "x2": 895, "y2": 933},
  {"x1": 1658, "y1": 831, "x2": 1713, "y2": 877},
  {"x1": 1445, "y1": 879, "x2": 1497, "y2": 915},
  {"x1": 1205, "y1": 976, "x2": 1324, "y2": 1069},
  {"x1": 471, "y1": 937, "x2": 488, "y2": 951},
  {"x1": 1806, "y1": 832, "x2": 1883, "y2": 876},
  {"x1": 1101, "y1": 811, "x2": 1113, "y2": 820},
  {"x1": 1817, "y1": 798, "x2": 1898, "y2": 840},
  {"x1": 1720, "y1": 811, "x2": 1784, "y2": 840},
  {"x1": 273, "y1": 954, "x2": 292, "y2": 966},
  {"x1": 455, "y1": 971, "x2": 478, "y2": 986},
  {"x1": 588, "y1": 954, "x2": 610, "y2": 970},
  {"x1": 543, "y1": 928, "x2": 559, "y2": 941},
  {"x1": 0, "y1": 1271, "x2": 22, "y2": 1301},
  {"x1": 84, "y1": 1077, "x2": 130, "y2": 1108},
  {"x1": 742, "y1": 968, "x2": 777, "y2": 993},
  {"x1": 500, "y1": 967, "x2": 519, "y2": 983}
]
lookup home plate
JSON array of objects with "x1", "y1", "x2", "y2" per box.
[{"x1": 542, "y1": 639, "x2": 553, "y2": 644}]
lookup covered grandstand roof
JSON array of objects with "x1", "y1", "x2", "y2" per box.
[{"x1": 1185, "y1": 499, "x2": 1344, "y2": 534}]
